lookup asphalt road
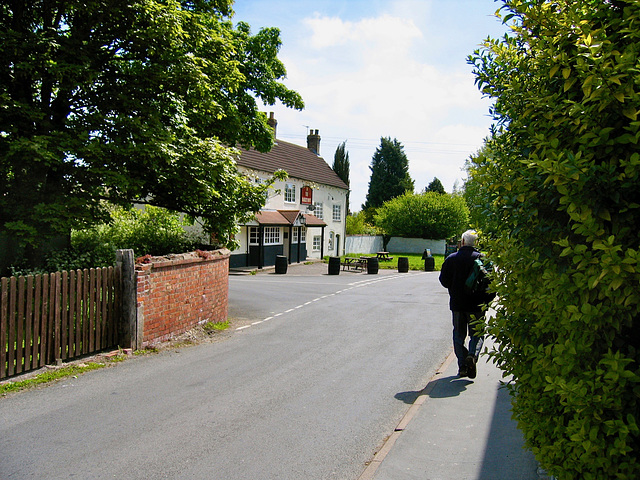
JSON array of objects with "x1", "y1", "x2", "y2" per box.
[{"x1": 0, "y1": 265, "x2": 453, "y2": 479}]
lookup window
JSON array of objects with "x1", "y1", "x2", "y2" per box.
[
  {"x1": 328, "y1": 231, "x2": 334, "y2": 251},
  {"x1": 300, "y1": 228, "x2": 306, "y2": 243},
  {"x1": 314, "y1": 202, "x2": 323, "y2": 220},
  {"x1": 312, "y1": 235, "x2": 321, "y2": 251},
  {"x1": 253, "y1": 177, "x2": 268, "y2": 199},
  {"x1": 292, "y1": 228, "x2": 298, "y2": 244},
  {"x1": 264, "y1": 227, "x2": 281, "y2": 245},
  {"x1": 249, "y1": 226, "x2": 281, "y2": 245},
  {"x1": 332, "y1": 204, "x2": 342, "y2": 222},
  {"x1": 284, "y1": 183, "x2": 296, "y2": 203},
  {"x1": 249, "y1": 227, "x2": 260, "y2": 245}
]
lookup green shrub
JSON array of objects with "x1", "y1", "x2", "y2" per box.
[
  {"x1": 374, "y1": 192, "x2": 469, "y2": 239},
  {"x1": 468, "y1": 1, "x2": 640, "y2": 478},
  {"x1": 346, "y1": 211, "x2": 382, "y2": 235},
  {"x1": 10, "y1": 206, "x2": 206, "y2": 275}
]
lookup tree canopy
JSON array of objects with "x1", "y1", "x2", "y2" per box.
[
  {"x1": 362, "y1": 137, "x2": 414, "y2": 211},
  {"x1": 0, "y1": 0, "x2": 303, "y2": 268},
  {"x1": 467, "y1": 1, "x2": 640, "y2": 478},
  {"x1": 374, "y1": 192, "x2": 468, "y2": 240}
]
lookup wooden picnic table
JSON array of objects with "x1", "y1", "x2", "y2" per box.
[
  {"x1": 376, "y1": 251, "x2": 393, "y2": 261},
  {"x1": 341, "y1": 257, "x2": 367, "y2": 271}
]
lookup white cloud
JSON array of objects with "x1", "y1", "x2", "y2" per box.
[
  {"x1": 241, "y1": 1, "x2": 506, "y2": 211},
  {"x1": 304, "y1": 13, "x2": 422, "y2": 54}
]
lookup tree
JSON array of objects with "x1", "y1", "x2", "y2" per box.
[
  {"x1": 345, "y1": 211, "x2": 380, "y2": 235},
  {"x1": 425, "y1": 177, "x2": 446, "y2": 194},
  {"x1": 468, "y1": 1, "x2": 640, "y2": 478},
  {"x1": 332, "y1": 141, "x2": 350, "y2": 213},
  {"x1": 362, "y1": 137, "x2": 414, "y2": 211},
  {"x1": 374, "y1": 192, "x2": 468, "y2": 239},
  {"x1": 0, "y1": 0, "x2": 303, "y2": 271}
]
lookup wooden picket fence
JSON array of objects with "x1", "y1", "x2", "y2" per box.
[{"x1": 0, "y1": 267, "x2": 121, "y2": 380}]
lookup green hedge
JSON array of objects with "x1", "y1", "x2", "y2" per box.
[{"x1": 467, "y1": 1, "x2": 640, "y2": 478}]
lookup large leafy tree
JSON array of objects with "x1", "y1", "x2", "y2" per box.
[
  {"x1": 374, "y1": 192, "x2": 468, "y2": 240},
  {"x1": 0, "y1": 0, "x2": 303, "y2": 269},
  {"x1": 362, "y1": 136, "x2": 414, "y2": 211},
  {"x1": 332, "y1": 141, "x2": 350, "y2": 213},
  {"x1": 468, "y1": 1, "x2": 640, "y2": 478}
]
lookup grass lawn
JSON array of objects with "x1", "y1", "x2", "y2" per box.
[{"x1": 335, "y1": 253, "x2": 445, "y2": 271}]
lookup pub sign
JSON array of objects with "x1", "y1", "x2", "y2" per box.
[{"x1": 301, "y1": 186, "x2": 313, "y2": 205}]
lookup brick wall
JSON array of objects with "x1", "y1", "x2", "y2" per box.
[{"x1": 135, "y1": 250, "x2": 229, "y2": 346}]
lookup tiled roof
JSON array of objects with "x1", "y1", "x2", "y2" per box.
[
  {"x1": 302, "y1": 213, "x2": 326, "y2": 226},
  {"x1": 254, "y1": 210, "x2": 326, "y2": 227},
  {"x1": 254, "y1": 210, "x2": 290, "y2": 225},
  {"x1": 238, "y1": 140, "x2": 348, "y2": 190}
]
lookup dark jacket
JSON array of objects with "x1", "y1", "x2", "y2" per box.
[{"x1": 439, "y1": 246, "x2": 493, "y2": 313}]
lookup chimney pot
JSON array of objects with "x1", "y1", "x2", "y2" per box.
[
  {"x1": 267, "y1": 112, "x2": 277, "y2": 139},
  {"x1": 307, "y1": 129, "x2": 321, "y2": 155}
]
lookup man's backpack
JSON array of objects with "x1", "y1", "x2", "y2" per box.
[{"x1": 464, "y1": 256, "x2": 493, "y2": 296}]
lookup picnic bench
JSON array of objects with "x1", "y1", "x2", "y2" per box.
[
  {"x1": 341, "y1": 257, "x2": 368, "y2": 271},
  {"x1": 376, "y1": 251, "x2": 394, "y2": 261}
]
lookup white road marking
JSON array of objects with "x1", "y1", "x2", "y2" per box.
[{"x1": 235, "y1": 272, "x2": 425, "y2": 332}]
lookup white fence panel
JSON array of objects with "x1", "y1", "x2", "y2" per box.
[
  {"x1": 346, "y1": 236, "x2": 446, "y2": 255},
  {"x1": 345, "y1": 235, "x2": 384, "y2": 254},
  {"x1": 385, "y1": 238, "x2": 446, "y2": 255}
]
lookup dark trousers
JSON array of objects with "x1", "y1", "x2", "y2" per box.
[{"x1": 452, "y1": 311, "x2": 484, "y2": 369}]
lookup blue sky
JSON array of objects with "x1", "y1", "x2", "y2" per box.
[{"x1": 231, "y1": 0, "x2": 509, "y2": 211}]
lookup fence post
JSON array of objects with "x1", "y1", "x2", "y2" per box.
[{"x1": 116, "y1": 249, "x2": 137, "y2": 350}]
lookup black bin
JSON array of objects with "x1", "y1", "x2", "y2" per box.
[
  {"x1": 275, "y1": 255, "x2": 288, "y2": 274},
  {"x1": 328, "y1": 256, "x2": 340, "y2": 275},
  {"x1": 367, "y1": 257, "x2": 379, "y2": 274},
  {"x1": 424, "y1": 257, "x2": 435, "y2": 271},
  {"x1": 398, "y1": 257, "x2": 409, "y2": 273}
]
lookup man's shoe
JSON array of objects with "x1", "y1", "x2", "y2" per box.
[
  {"x1": 458, "y1": 367, "x2": 468, "y2": 377},
  {"x1": 466, "y1": 355, "x2": 477, "y2": 379}
]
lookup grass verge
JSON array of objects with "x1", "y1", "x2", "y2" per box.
[{"x1": 0, "y1": 362, "x2": 107, "y2": 396}]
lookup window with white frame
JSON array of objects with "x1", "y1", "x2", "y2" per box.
[
  {"x1": 249, "y1": 226, "x2": 260, "y2": 245},
  {"x1": 284, "y1": 183, "x2": 296, "y2": 203},
  {"x1": 314, "y1": 202, "x2": 323, "y2": 220},
  {"x1": 312, "y1": 235, "x2": 321, "y2": 251},
  {"x1": 292, "y1": 228, "x2": 298, "y2": 244},
  {"x1": 300, "y1": 228, "x2": 306, "y2": 243},
  {"x1": 249, "y1": 226, "x2": 282, "y2": 245},
  {"x1": 332, "y1": 204, "x2": 342, "y2": 222},
  {"x1": 264, "y1": 226, "x2": 281, "y2": 245}
]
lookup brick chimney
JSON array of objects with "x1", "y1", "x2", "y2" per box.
[
  {"x1": 307, "y1": 129, "x2": 320, "y2": 155},
  {"x1": 267, "y1": 112, "x2": 277, "y2": 139}
]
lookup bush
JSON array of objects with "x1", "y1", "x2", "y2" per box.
[
  {"x1": 468, "y1": 1, "x2": 640, "y2": 478},
  {"x1": 10, "y1": 206, "x2": 207, "y2": 275},
  {"x1": 374, "y1": 192, "x2": 469, "y2": 239},
  {"x1": 101, "y1": 205, "x2": 205, "y2": 257},
  {"x1": 346, "y1": 211, "x2": 381, "y2": 235}
]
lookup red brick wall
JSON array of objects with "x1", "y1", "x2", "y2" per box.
[{"x1": 135, "y1": 250, "x2": 229, "y2": 346}]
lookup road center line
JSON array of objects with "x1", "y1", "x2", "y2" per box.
[{"x1": 236, "y1": 273, "x2": 421, "y2": 332}]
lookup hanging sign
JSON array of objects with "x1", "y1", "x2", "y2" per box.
[{"x1": 301, "y1": 186, "x2": 313, "y2": 205}]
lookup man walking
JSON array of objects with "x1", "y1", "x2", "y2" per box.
[{"x1": 439, "y1": 230, "x2": 494, "y2": 378}]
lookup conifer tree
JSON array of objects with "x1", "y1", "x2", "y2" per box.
[
  {"x1": 425, "y1": 177, "x2": 446, "y2": 194},
  {"x1": 362, "y1": 137, "x2": 414, "y2": 211},
  {"x1": 332, "y1": 141, "x2": 350, "y2": 213}
]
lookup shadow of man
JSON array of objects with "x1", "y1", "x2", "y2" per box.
[{"x1": 395, "y1": 375, "x2": 474, "y2": 404}]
